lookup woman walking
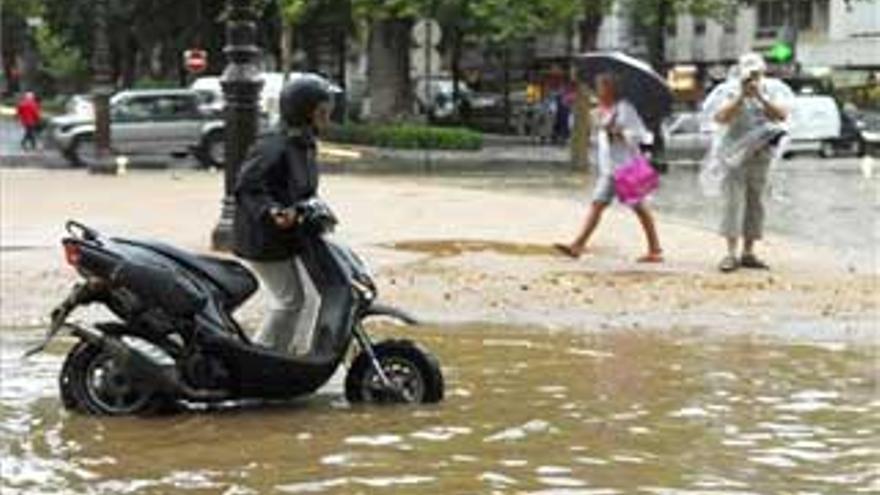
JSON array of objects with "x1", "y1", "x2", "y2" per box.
[{"x1": 555, "y1": 72, "x2": 663, "y2": 262}]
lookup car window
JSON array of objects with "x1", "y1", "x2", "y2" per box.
[
  {"x1": 153, "y1": 95, "x2": 199, "y2": 119},
  {"x1": 673, "y1": 115, "x2": 700, "y2": 134},
  {"x1": 116, "y1": 97, "x2": 155, "y2": 120}
]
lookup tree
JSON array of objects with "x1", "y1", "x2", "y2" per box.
[
  {"x1": 1, "y1": 0, "x2": 41, "y2": 93},
  {"x1": 434, "y1": 0, "x2": 582, "y2": 127},
  {"x1": 352, "y1": 0, "x2": 428, "y2": 121}
]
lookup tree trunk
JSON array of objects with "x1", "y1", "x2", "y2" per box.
[
  {"x1": 451, "y1": 26, "x2": 463, "y2": 123},
  {"x1": 281, "y1": 22, "x2": 293, "y2": 72},
  {"x1": 649, "y1": 0, "x2": 669, "y2": 72},
  {"x1": 571, "y1": 10, "x2": 604, "y2": 170},
  {"x1": 502, "y1": 43, "x2": 511, "y2": 132},
  {"x1": 367, "y1": 17, "x2": 413, "y2": 122}
]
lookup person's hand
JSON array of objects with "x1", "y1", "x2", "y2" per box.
[
  {"x1": 741, "y1": 77, "x2": 760, "y2": 99},
  {"x1": 270, "y1": 207, "x2": 299, "y2": 229}
]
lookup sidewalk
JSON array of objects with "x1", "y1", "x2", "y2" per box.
[{"x1": 1, "y1": 168, "x2": 875, "y2": 340}]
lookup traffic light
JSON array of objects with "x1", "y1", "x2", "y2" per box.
[{"x1": 768, "y1": 42, "x2": 793, "y2": 63}]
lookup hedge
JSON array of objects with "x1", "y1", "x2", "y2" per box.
[{"x1": 325, "y1": 123, "x2": 482, "y2": 151}]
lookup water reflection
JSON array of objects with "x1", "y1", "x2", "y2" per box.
[{"x1": 1, "y1": 326, "x2": 877, "y2": 494}]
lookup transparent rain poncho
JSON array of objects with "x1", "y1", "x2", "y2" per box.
[{"x1": 699, "y1": 76, "x2": 795, "y2": 198}]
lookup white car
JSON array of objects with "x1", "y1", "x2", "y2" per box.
[
  {"x1": 659, "y1": 112, "x2": 713, "y2": 163},
  {"x1": 189, "y1": 76, "x2": 225, "y2": 116},
  {"x1": 261, "y1": 72, "x2": 344, "y2": 125},
  {"x1": 786, "y1": 94, "x2": 842, "y2": 157}
]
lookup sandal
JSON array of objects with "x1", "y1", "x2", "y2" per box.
[
  {"x1": 553, "y1": 243, "x2": 583, "y2": 259},
  {"x1": 718, "y1": 255, "x2": 739, "y2": 273},
  {"x1": 740, "y1": 254, "x2": 770, "y2": 270},
  {"x1": 637, "y1": 251, "x2": 664, "y2": 263}
]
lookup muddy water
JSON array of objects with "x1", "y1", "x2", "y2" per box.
[{"x1": 1, "y1": 325, "x2": 877, "y2": 494}]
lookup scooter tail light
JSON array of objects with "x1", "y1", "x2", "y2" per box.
[{"x1": 63, "y1": 242, "x2": 82, "y2": 267}]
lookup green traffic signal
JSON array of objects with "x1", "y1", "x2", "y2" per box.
[{"x1": 768, "y1": 42, "x2": 793, "y2": 63}]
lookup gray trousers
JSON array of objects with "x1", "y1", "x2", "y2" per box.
[
  {"x1": 719, "y1": 150, "x2": 772, "y2": 240},
  {"x1": 248, "y1": 257, "x2": 321, "y2": 355}
]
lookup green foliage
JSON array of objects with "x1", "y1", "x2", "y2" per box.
[
  {"x1": 325, "y1": 123, "x2": 483, "y2": 150},
  {"x1": 132, "y1": 78, "x2": 179, "y2": 90},
  {"x1": 279, "y1": 0, "x2": 309, "y2": 24},
  {"x1": 435, "y1": 0, "x2": 585, "y2": 45},
  {"x1": 34, "y1": 26, "x2": 89, "y2": 84}
]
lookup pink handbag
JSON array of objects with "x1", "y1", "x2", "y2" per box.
[{"x1": 613, "y1": 154, "x2": 659, "y2": 205}]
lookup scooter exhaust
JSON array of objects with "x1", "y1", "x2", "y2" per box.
[{"x1": 71, "y1": 324, "x2": 227, "y2": 401}]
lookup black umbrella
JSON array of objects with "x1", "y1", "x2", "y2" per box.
[{"x1": 575, "y1": 51, "x2": 673, "y2": 130}]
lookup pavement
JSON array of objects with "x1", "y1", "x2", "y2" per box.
[{"x1": 1, "y1": 168, "x2": 876, "y2": 343}]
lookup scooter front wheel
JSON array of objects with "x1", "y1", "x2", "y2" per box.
[{"x1": 345, "y1": 340, "x2": 444, "y2": 405}]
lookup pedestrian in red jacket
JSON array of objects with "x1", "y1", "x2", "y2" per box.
[{"x1": 16, "y1": 92, "x2": 42, "y2": 150}]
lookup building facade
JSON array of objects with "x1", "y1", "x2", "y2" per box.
[{"x1": 662, "y1": 0, "x2": 879, "y2": 73}]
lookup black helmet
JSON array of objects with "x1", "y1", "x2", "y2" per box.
[{"x1": 279, "y1": 75, "x2": 332, "y2": 128}]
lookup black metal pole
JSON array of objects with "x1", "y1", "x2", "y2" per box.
[
  {"x1": 211, "y1": 0, "x2": 264, "y2": 251},
  {"x1": 90, "y1": 0, "x2": 113, "y2": 173}
]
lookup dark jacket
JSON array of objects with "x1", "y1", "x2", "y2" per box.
[{"x1": 232, "y1": 130, "x2": 319, "y2": 261}]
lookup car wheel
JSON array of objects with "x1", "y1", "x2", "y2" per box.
[
  {"x1": 197, "y1": 130, "x2": 225, "y2": 169},
  {"x1": 68, "y1": 134, "x2": 95, "y2": 168},
  {"x1": 819, "y1": 141, "x2": 835, "y2": 159}
]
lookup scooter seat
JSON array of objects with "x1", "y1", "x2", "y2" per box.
[{"x1": 113, "y1": 238, "x2": 258, "y2": 310}]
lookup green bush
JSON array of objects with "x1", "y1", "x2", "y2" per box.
[
  {"x1": 133, "y1": 78, "x2": 179, "y2": 90},
  {"x1": 325, "y1": 123, "x2": 482, "y2": 150}
]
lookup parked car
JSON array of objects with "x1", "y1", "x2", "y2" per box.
[
  {"x1": 189, "y1": 76, "x2": 225, "y2": 117},
  {"x1": 189, "y1": 72, "x2": 345, "y2": 125},
  {"x1": 46, "y1": 89, "x2": 225, "y2": 168},
  {"x1": 657, "y1": 112, "x2": 712, "y2": 164},
  {"x1": 785, "y1": 94, "x2": 860, "y2": 158},
  {"x1": 846, "y1": 107, "x2": 880, "y2": 156},
  {"x1": 262, "y1": 72, "x2": 345, "y2": 126},
  {"x1": 64, "y1": 94, "x2": 94, "y2": 118}
]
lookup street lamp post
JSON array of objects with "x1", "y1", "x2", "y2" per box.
[
  {"x1": 90, "y1": 0, "x2": 113, "y2": 173},
  {"x1": 211, "y1": 0, "x2": 264, "y2": 251}
]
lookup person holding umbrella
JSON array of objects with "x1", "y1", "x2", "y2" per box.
[{"x1": 555, "y1": 71, "x2": 663, "y2": 262}]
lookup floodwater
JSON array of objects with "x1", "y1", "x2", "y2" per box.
[{"x1": 2, "y1": 325, "x2": 877, "y2": 494}]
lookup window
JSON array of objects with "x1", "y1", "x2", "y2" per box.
[
  {"x1": 757, "y1": 0, "x2": 785, "y2": 29},
  {"x1": 723, "y1": 10, "x2": 737, "y2": 34},
  {"x1": 153, "y1": 95, "x2": 198, "y2": 119},
  {"x1": 666, "y1": 18, "x2": 677, "y2": 37},
  {"x1": 694, "y1": 18, "x2": 707, "y2": 36},
  {"x1": 795, "y1": 0, "x2": 813, "y2": 30},
  {"x1": 116, "y1": 97, "x2": 155, "y2": 120},
  {"x1": 673, "y1": 115, "x2": 700, "y2": 135}
]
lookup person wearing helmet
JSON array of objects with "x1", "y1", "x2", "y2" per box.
[{"x1": 232, "y1": 75, "x2": 333, "y2": 355}]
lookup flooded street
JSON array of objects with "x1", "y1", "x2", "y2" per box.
[{"x1": 2, "y1": 325, "x2": 877, "y2": 494}]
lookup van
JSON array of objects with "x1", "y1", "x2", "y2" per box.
[{"x1": 786, "y1": 94, "x2": 842, "y2": 157}]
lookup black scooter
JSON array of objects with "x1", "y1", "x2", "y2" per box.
[{"x1": 26, "y1": 199, "x2": 444, "y2": 415}]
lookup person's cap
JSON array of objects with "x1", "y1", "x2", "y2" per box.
[{"x1": 738, "y1": 52, "x2": 766, "y2": 75}]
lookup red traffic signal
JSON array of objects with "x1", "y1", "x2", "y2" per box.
[{"x1": 184, "y1": 49, "x2": 208, "y2": 74}]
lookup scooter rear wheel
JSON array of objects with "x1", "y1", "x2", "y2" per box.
[
  {"x1": 62, "y1": 341, "x2": 173, "y2": 416},
  {"x1": 345, "y1": 340, "x2": 444, "y2": 405}
]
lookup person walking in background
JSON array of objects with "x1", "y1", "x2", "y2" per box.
[
  {"x1": 16, "y1": 92, "x2": 41, "y2": 151},
  {"x1": 704, "y1": 53, "x2": 793, "y2": 273},
  {"x1": 554, "y1": 72, "x2": 663, "y2": 263}
]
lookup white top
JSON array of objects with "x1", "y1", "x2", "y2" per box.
[{"x1": 591, "y1": 99, "x2": 648, "y2": 176}]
